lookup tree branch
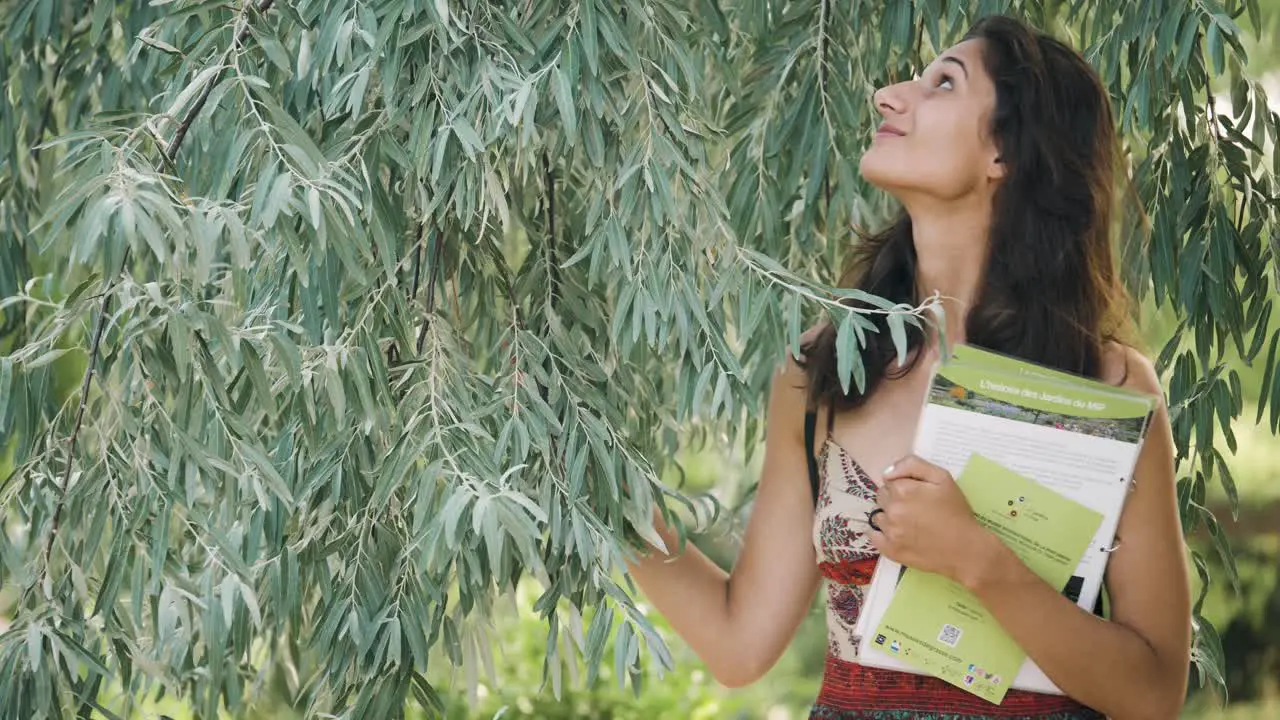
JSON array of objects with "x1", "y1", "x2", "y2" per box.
[
  {"x1": 35, "y1": 0, "x2": 279, "y2": 591},
  {"x1": 543, "y1": 151, "x2": 560, "y2": 302},
  {"x1": 167, "y1": 0, "x2": 276, "y2": 160}
]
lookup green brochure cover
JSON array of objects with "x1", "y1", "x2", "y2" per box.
[
  {"x1": 934, "y1": 354, "x2": 1154, "y2": 423},
  {"x1": 948, "y1": 344, "x2": 1156, "y2": 407},
  {"x1": 871, "y1": 454, "x2": 1104, "y2": 704}
]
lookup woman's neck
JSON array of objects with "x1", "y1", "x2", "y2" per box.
[{"x1": 906, "y1": 203, "x2": 993, "y2": 347}]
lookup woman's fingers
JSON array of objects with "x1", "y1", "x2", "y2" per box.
[{"x1": 882, "y1": 454, "x2": 953, "y2": 485}]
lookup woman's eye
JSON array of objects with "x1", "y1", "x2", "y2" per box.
[{"x1": 937, "y1": 75, "x2": 954, "y2": 90}]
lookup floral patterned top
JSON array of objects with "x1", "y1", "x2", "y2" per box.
[{"x1": 808, "y1": 420, "x2": 1105, "y2": 720}]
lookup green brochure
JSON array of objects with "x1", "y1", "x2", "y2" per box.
[
  {"x1": 948, "y1": 343, "x2": 1156, "y2": 405},
  {"x1": 871, "y1": 454, "x2": 1104, "y2": 704}
]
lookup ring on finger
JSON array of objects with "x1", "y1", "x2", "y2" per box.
[{"x1": 866, "y1": 508, "x2": 885, "y2": 532}]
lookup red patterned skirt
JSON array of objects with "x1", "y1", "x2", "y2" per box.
[{"x1": 810, "y1": 653, "x2": 1105, "y2": 719}]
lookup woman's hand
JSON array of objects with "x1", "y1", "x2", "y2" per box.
[{"x1": 867, "y1": 455, "x2": 994, "y2": 584}]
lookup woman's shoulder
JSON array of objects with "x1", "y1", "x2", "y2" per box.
[{"x1": 1100, "y1": 341, "x2": 1161, "y2": 397}]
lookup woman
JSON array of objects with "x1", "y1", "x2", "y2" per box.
[{"x1": 627, "y1": 15, "x2": 1191, "y2": 720}]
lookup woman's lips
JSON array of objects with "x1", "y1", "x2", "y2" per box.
[{"x1": 875, "y1": 123, "x2": 906, "y2": 139}]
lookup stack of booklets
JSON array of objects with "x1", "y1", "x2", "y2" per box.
[{"x1": 852, "y1": 344, "x2": 1158, "y2": 704}]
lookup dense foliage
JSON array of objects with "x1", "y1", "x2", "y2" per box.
[{"x1": 2, "y1": 0, "x2": 1279, "y2": 717}]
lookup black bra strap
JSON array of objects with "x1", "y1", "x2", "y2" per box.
[{"x1": 804, "y1": 410, "x2": 820, "y2": 506}]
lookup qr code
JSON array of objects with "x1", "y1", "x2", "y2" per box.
[{"x1": 937, "y1": 623, "x2": 962, "y2": 647}]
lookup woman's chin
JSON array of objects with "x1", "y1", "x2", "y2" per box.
[
  {"x1": 857, "y1": 161, "x2": 906, "y2": 195},
  {"x1": 859, "y1": 156, "x2": 938, "y2": 201},
  {"x1": 858, "y1": 152, "x2": 903, "y2": 188}
]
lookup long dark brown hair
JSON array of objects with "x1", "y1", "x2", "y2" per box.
[{"x1": 803, "y1": 15, "x2": 1134, "y2": 411}]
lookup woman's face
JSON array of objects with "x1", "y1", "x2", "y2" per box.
[{"x1": 859, "y1": 39, "x2": 1006, "y2": 201}]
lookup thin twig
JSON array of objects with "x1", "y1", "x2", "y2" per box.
[
  {"x1": 145, "y1": 125, "x2": 179, "y2": 174},
  {"x1": 409, "y1": 223, "x2": 426, "y2": 301},
  {"x1": 1206, "y1": 91, "x2": 1220, "y2": 142},
  {"x1": 540, "y1": 152, "x2": 559, "y2": 403},
  {"x1": 390, "y1": 223, "x2": 429, "y2": 365},
  {"x1": 542, "y1": 151, "x2": 560, "y2": 304},
  {"x1": 41, "y1": 286, "x2": 112, "y2": 574},
  {"x1": 416, "y1": 225, "x2": 444, "y2": 354}
]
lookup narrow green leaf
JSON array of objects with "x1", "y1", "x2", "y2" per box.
[
  {"x1": 51, "y1": 629, "x2": 111, "y2": 678},
  {"x1": 64, "y1": 273, "x2": 101, "y2": 307},
  {"x1": 221, "y1": 574, "x2": 237, "y2": 626},
  {"x1": 1212, "y1": 450, "x2": 1239, "y2": 520},
  {"x1": 1206, "y1": 22, "x2": 1225, "y2": 75},
  {"x1": 24, "y1": 348, "x2": 71, "y2": 370},
  {"x1": 322, "y1": 355, "x2": 346, "y2": 419},
  {"x1": 1201, "y1": 507, "x2": 1240, "y2": 594},
  {"x1": 0, "y1": 358, "x2": 12, "y2": 421},
  {"x1": 1174, "y1": 15, "x2": 1200, "y2": 70},
  {"x1": 26, "y1": 623, "x2": 42, "y2": 672},
  {"x1": 887, "y1": 311, "x2": 908, "y2": 369},
  {"x1": 452, "y1": 119, "x2": 483, "y2": 158},
  {"x1": 614, "y1": 620, "x2": 634, "y2": 688},
  {"x1": 584, "y1": 603, "x2": 614, "y2": 684},
  {"x1": 553, "y1": 67, "x2": 578, "y2": 144},
  {"x1": 1258, "y1": 328, "x2": 1279, "y2": 424},
  {"x1": 307, "y1": 186, "x2": 322, "y2": 229},
  {"x1": 239, "y1": 439, "x2": 294, "y2": 505},
  {"x1": 835, "y1": 310, "x2": 857, "y2": 395}
]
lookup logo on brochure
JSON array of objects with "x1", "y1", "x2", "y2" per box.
[
  {"x1": 889, "y1": 640, "x2": 901, "y2": 653},
  {"x1": 1007, "y1": 494, "x2": 1037, "y2": 519},
  {"x1": 967, "y1": 664, "x2": 976, "y2": 673},
  {"x1": 992, "y1": 675, "x2": 1002, "y2": 686},
  {"x1": 963, "y1": 675, "x2": 975, "y2": 686},
  {"x1": 874, "y1": 634, "x2": 886, "y2": 646}
]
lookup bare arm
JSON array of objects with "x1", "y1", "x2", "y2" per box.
[
  {"x1": 625, "y1": 357, "x2": 822, "y2": 687},
  {"x1": 958, "y1": 350, "x2": 1191, "y2": 719}
]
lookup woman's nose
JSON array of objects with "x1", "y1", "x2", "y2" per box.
[{"x1": 874, "y1": 82, "x2": 909, "y2": 116}]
